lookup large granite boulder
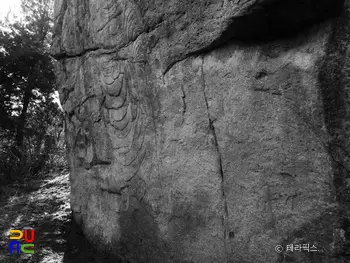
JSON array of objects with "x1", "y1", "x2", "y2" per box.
[{"x1": 51, "y1": 0, "x2": 350, "y2": 262}]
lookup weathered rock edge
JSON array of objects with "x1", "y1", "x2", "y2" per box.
[{"x1": 51, "y1": 0, "x2": 345, "y2": 73}]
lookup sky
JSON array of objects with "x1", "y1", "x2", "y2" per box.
[{"x1": 0, "y1": 0, "x2": 22, "y2": 22}]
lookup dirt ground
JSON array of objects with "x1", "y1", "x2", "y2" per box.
[{"x1": 0, "y1": 171, "x2": 120, "y2": 263}]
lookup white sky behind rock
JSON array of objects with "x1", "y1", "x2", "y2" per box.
[{"x1": 0, "y1": 0, "x2": 22, "y2": 22}]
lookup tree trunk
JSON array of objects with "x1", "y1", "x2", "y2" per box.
[{"x1": 15, "y1": 87, "x2": 31, "y2": 162}]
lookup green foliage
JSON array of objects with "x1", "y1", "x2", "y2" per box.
[{"x1": 0, "y1": 0, "x2": 65, "y2": 185}]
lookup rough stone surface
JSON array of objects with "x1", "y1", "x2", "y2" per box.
[{"x1": 52, "y1": 0, "x2": 350, "y2": 262}]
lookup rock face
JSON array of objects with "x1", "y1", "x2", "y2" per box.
[{"x1": 51, "y1": 0, "x2": 350, "y2": 262}]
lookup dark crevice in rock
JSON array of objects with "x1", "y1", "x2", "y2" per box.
[
  {"x1": 211, "y1": 0, "x2": 345, "y2": 44},
  {"x1": 180, "y1": 85, "x2": 187, "y2": 117},
  {"x1": 52, "y1": 45, "x2": 133, "y2": 60},
  {"x1": 65, "y1": 94, "x2": 97, "y2": 119},
  {"x1": 253, "y1": 87, "x2": 282, "y2": 96},
  {"x1": 52, "y1": 47, "x2": 100, "y2": 60},
  {"x1": 163, "y1": 57, "x2": 185, "y2": 76},
  {"x1": 327, "y1": 145, "x2": 350, "y2": 179},
  {"x1": 91, "y1": 159, "x2": 112, "y2": 166},
  {"x1": 255, "y1": 70, "x2": 268, "y2": 79},
  {"x1": 163, "y1": 0, "x2": 345, "y2": 76},
  {"x1": 200, "y1": 56, "x2": 229, "y2": 260},
  {"x1": 100, "y1": 188, "x2": 122, "y2": 195}
]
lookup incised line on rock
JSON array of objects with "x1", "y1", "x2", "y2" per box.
[{"x1": 201, "y1": 56, "x2": 229, "y2": 259}]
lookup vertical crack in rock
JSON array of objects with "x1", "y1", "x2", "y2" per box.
[
  {"x1": 200, "y1": 56, "x2": 229, "y2": 260},
  {"x1": 266, "y1": 186, "x2": 278, "y2": 235},
  {"x1": 153, "y1": 114, "x2": 162, "y2": 187},
  {"x1": 52, "y1": 0, "x2": 68, "y2": 49},
  {"x1": 149, "y1": 74, "x2": 162, "y2": 188},
  {"x1": 180, "y1": 85, "x2": 187, "y2": 118}
]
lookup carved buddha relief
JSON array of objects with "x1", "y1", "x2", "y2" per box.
[{"x1": 99, "y1": 55, "x2": 146, "y2": 175}]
